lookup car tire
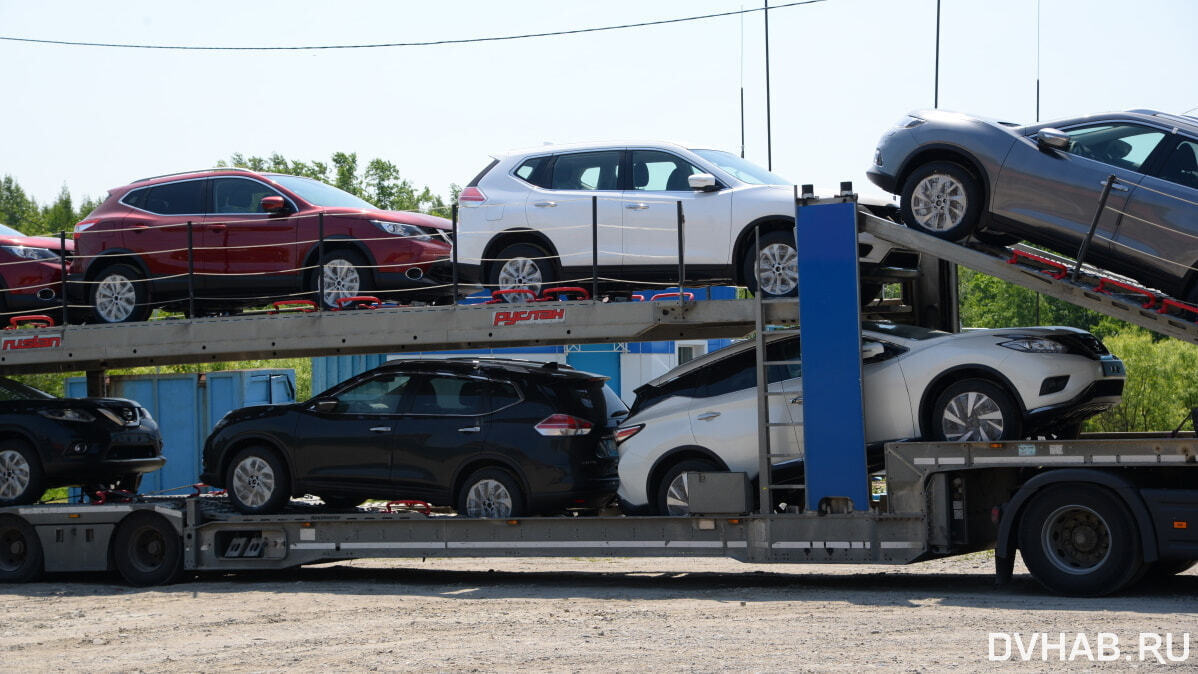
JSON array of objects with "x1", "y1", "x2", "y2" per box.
[
  {"x1": 900, "y1": 161, "x2": 983, "y2": 241},
  {"x1": 91, "y1": 263, "x2": 151, "y2": 324},
  {"x1": 0, "y1": 440, "x2": 44, "y2": 507},
  {"x1": 456, "y1": 467, "x2": 523, "y2": 518},
  {"x1": 488, "y1": 242, "x2": 557, "y2": 302},
  {"x1": 655, "y1": 458, "x2": 720, "y2": 516},
  {"x1": 1017, "y1": 484, "x2": 1144, "y2": 596},
  {"x1": 0, "y1": 514, "x2": 43, "y2": 583},
  {"x1": 113, "y1": 511, "x2": 183, "y2": 586},
  {"x1": 226, "y1": 446, "x2": 291, "y2": 515},
  {"x1": 930, "y1": 378, "x2": 1021, "y2": 442},
  {"x1": 741, "y1": 230, "x2": 798, "y2": 298},
  {"x1": 312, "y1": 250, "x2": 371, "y2": 309}
]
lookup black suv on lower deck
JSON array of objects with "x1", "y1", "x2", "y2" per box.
[{"x1": 201, "y1": 358, "x2": 625, "y2": 516}]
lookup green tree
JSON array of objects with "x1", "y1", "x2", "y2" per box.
[
  {"x1": 1087, "y1": 323, "x2": 1198, "y2": 432},
  {"x1": 958, "y1": 268, "x2": 1102, "y2": 331},
  {"x1": 0, "y1": 175, "x2": 42, "y2": 233}
]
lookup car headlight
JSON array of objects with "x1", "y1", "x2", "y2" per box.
[
  {"x1": 38, "y1": 408, "x2": 97, "y2": 423},
  {"x1": 371, "y1": 220, "x2": 430, "y2": 240},
  {"x1": 998, "y1": 337, "x2": 1068, "y2": 354},
  {"x1": 2, "y1": 245, "x2": 57, "y2": 260}
]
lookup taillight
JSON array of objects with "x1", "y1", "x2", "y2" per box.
[
  {"x1": 74, "y1": 220, "x2": 98, "y2": 238},
  {"x1": 614, "y1": 424, "x2": 644, "y2": 445},
  {"x1": 458, "y1": 186, "x2": 487, "y2": 204},
  {"x1": 535, "y1": 414, "x2": 593, "y2": 437}
]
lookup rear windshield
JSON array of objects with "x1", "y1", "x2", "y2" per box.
[{"x1": 536, "y1": 377, "x2": 622, "y2": 427}]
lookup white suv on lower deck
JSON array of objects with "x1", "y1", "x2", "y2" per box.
[{"x1": 456, "y1": 141, "x2": 917, "y2": 299}]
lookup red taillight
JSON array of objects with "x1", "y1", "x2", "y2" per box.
[
  {"x1": 535, "y1": 414, "x2": 593, "y2": 437},
  {"x1": 614, "y1": 424, "x2": 644, "y2": 445},
  {"x1": 458, "y1": 186, "x2": 487, "y2": 204}
]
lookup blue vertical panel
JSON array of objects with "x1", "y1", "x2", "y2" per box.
[
  {"x1": 149, "y1": 376, "x2": 202, "y2": 490},
  {"x1": 796, "y1": 200, "x2": 870, "y2": 511},
  {"x1": 566, "y1": 345, "x2": 621, "y2": 393}
]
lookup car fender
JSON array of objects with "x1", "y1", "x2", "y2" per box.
[
  {"x1": 83, "y1": 249, "x2": 151, "y2": 280},
  {"x1": 301, "y1": 236, "x2": 378, "y2": 279},
  {"x1": 480, "y1": 228, "x2": 562, "y2": 276},
  {"x1": 994, "y1": 470, "x2": 1159, "y2": 564},
  {"x1": 451, "y1": 453, "x2": 531, "y2": 504},
  {"x1": 644, "y1": 445, "x2": 731, "y2": 505},
  {"x1": 911, "y1": 363, "x2": 1026, "y2": 437},
  {"x1": 210, "y1": 430, "x2": 296, "y2": 488}
]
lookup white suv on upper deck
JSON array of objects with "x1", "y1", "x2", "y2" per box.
[{"x1": 456, "y1": 141, "x2": 917, "y2": 300}]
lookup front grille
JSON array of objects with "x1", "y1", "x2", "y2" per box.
[{"x1": 105, "y1": 445, "x2": 158, "y2": 460}]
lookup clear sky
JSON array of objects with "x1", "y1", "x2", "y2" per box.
[{"x1": 1, "y1": 0, "x2": 1194, "y2": 210}]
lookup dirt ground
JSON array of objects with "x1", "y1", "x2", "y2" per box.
[{"x1": 1, "y1": 554, "x2": 1195, "y2": 672}]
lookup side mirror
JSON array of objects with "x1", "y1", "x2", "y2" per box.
[
  {"x1": 688, "y1": 173, "x2": 719, "y2": 192},
  {"x1": 862, "y1": 341, "x2": 885, "y2": 360},
  {"x1": 261, "y1": 195, "x2": 288, "y2": 212},
  {"x1": 1035, "y1": 128, "x2": 1070, "y2": 150},
  {"x1": 311, "y1": 398, "x2": 339, "y2": 413}
]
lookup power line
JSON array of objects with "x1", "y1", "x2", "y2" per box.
[{"x1": 0, "y1": 1, "x2": 826, "y2": 52}]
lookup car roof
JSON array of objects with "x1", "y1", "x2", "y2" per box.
[
  {"x1": 1126, "y1": 109, "x2": 1198, "y2": 131},
  {"x1": 491, "y1": 140, "x2": 695, "y2": 161},
  {"x1": 372, "y1": 357, "x2": 605, "y2": 381},
  {"x1": 127, "y1": 167, "x2": 263, "y2": 186}
]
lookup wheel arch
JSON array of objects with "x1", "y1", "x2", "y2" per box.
[
  {"x1": 645, "y1": 445, "x2": 732, "y2": 505},
  {"x1": 83, "y1": 250, "x2": 151, "y2": 282},
  {"x1": 896, "y1": 145, "x2": 992, "y2": 207},
  {"x1": 300, "y1": 237, "x2": 378, "y2": 287},
  {"x1": 994, "y1": 471, "x2": 1159, "y2": 565},
  {"x1": 732, "y1": 216, "x2": 796, "y2": 287},
  {"x1": 481, "y1": 228, "x2": 563, "y2": 281},
  {"x1": 216, "y1": 435, "x2": 295, "y2": 495},
  {"x1": 451, "y1": 457, "x2": 530, "y2": 510},
  {"x1": 917, "y1": 365, "x2": 1025, "y2": 438}
]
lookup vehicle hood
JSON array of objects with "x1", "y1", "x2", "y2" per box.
[
  {"x1": 0, "y1": 233, "x2": 75, "y2": 252},
  {"x1": 316, "y1": 207, "x2": 451, "y2": 230}
]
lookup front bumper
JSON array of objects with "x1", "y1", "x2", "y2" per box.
[
  {"x1": 866, "y1": 166, "x2": 899, "y2": 194},
  {"x1": 1025, "y1": 379, "x2": 1124, "y2": 431}
]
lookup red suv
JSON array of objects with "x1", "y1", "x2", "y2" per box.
[
  {"x1": 71, "y1": 169, "x2": 458, "y2": 323},
  {"x1": 0, "y1": 223, "x2": 71, "y2": 323}
]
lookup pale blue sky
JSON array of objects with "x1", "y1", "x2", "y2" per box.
[{"x1": 1, "y1": 0, "x2": 1194, "y2": 209}]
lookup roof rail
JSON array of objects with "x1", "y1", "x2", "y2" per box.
[{"x1": 130, "y1": 167, "x2": 258, "y2": 184}]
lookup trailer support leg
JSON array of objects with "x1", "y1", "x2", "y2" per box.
[{"x1": 85, "y1": 369, "x2": 108, "y2": 397}]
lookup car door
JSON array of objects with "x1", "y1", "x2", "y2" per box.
[
  {"x1": 992, "y1": 122, "x2": 1167, "y2": 257},
  {"x1": 623, "y1": 149, "x2": 732, "y2": 275},
  {"x1": 390, "y1": 373, "x2": 495, "y2": 501},
  {"x1": 124, "y1": 179, "x2": 207, "y2": 293},
  {"x1": 1110, "y1": 136, "x2": 1198, "y2": 296},
  {"x1": 687, "y1": 345, "x2": 800, "y2": 476},
  {"x1": 202, "y1": 177, "x2": 299, "y2": 296},
  {"x1": 289, "y1": 371, "x2": 413, "y2": 492},
  {"x1": 523, "y1": 150, "x2": 624, "y2": 274}
]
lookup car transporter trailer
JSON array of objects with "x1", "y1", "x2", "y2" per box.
[{"x1": 0, "y1": 190, "x2": 1195, "y2": 596}]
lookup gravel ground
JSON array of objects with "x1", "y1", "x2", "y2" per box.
[{"x1": 1, "y1": 554, "x2": 1195, "y2": 672}]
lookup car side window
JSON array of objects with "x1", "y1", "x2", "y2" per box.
[
  {"x1": 631, "y1": 150, "x2": 701, "y2": 191},
  {"x1": 1063, "y1": 124, "x2": 1165, "y2": 172},
  {"x1": 406, "y1": 375, "x2": 507, "y2": 415},
  {"x1": 210, "y1": 178, "x2": 285, "y2": 214},
  {"x1": 550, "y1": 151, "x2": 622, "y2": 191},
  {"x1": 765, "y1": 337, "x2": 801, "y2": 382},
  {"x1": 143, "y1": 180, "x2": 205, "y2": 215},
  {"x1": 698, "y1": 349, "x2": 757, "y2": 398},
  {"x1": 514, "y1": 156, "x2": 552, "y2": 188},
  {"x1": 1156, "y1": 139, "x2": 1198, "y2": 190},
  {"x1": 331, "y1": 373, "x2": 412, "y2": 414},
  {"x1": 123, "y1": 188, "x2": 149, "y2": 210}
]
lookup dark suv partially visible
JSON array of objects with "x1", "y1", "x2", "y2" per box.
[
  {"x1": 0, "y1": 377, "x2": 164, "y2": 505},
  {"x1": 71, "y1": 168, "x2": 460, "y2": 323},
  {"x1": 201, "y1": 358, "x2": 625, "y2": 516}
]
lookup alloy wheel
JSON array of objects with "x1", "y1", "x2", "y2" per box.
[
  {"x1": 496, "y1": 258, "x2": 542, "y2": 300},
  {"x1": 910, "y1": 173, "x2": 968, "y2": 232},
  {"x1": 322, "y1": 259, "x2": 361, "y2": 306},
  {"x1": 0, "y1": 450, "x2": 31, "y2": 500},
  {"x1": 95, "y1": 273, "x2": 137, "y2": 322},
  {"x1": 755, "y1": 243, "x2": 798, "y2": 295},
  {"x1": 664, "y1": 473, "x2": 692, "y2": 516},
  {"x1": 464, "y1": 479, "x2": 513, "y2": 518},
  {"x1": 232, "y1": 456, "x2": 276, "y2": 508},
  {"x1": 940, "y1": 391, "x2": 1004, "y2": 441}
]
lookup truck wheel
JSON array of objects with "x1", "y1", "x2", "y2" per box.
[
  {"x1": 457, "y1": 467, "x2": 523, "y2": 518},
  {"x1": 655, "y1": 459, "x2": 719, "y2": 516},
  {"x1": 0, "y1": 440, "x2": 44, "y2": 507},
  {"x1": 1018, "y1": 484, "x2": 1143, "y2": 596},
  {"x1": 91, "y1": 263, "x2": 151, "y2": 323},
  {"x1": 226, "y1": 446, "x2": 291, "y2": 515},
  {"x1": 488, "y1": 243, "x2": 556, "y2": 301},
  {"x1": 0, "y1": 514, "x2": 43, "y2": 583},
  {"x1": 930, "y1": 379, "x2": 1021, "y2": 442},
  {"x1": 900, "y1": 161, "x2": 982, "y2": 241},
  {"x1": 113, "y1": 511, "x2": 182, "y2": 586}
]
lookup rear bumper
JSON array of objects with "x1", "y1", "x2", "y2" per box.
[{"x1": 528, "y1": 475, "x2": 619, "y2": 513}]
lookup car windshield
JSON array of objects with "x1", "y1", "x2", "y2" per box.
[
  {"x1": 863, "y1": 321, "x2": 949, "y2": 341},
  {"x1": 0, "y1": 377, "x2": 55, "y2": 400},
  {"x1": 268, "y1": 175, "x2": 377, "y2": 209},
  {"x1": 691, "y1": 149, "x2": 789, "y2": 185},
  {"x1": 0, "y1": 223, "x2": 28, "y2": 237}
]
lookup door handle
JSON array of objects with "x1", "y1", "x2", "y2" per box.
[
  {"x1": 208, "y1": 223, "x2": 227, "y2": 231},
  {"x1": 533, "y1": 201, "x2": 557, "y2": 208},
  {"x1": 369, "y1": 426, "x2": 392, "y2": 433},
  {"x1": 1102, "y1": 181, "x2": 1129, "y2": 192},
  {"x1": 458, "y1": 426, "x2": 481, "y2": 433},
  {"x1": 696, "y1": 412, "x2": 721, "y2": 421},
  {"x1": 625, "y1": 203, "x2": 649, "y2": 210},
  {"x1": 789, "y1": 397, "x2": 804, "y2": 404}
]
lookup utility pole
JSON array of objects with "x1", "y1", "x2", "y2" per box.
[
  {"x1": 933, "y1": 0, "x2": 941, "y2": 108},
  {"x1": 764, "y1": 0, "x2": 773, "y2": 169}
]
